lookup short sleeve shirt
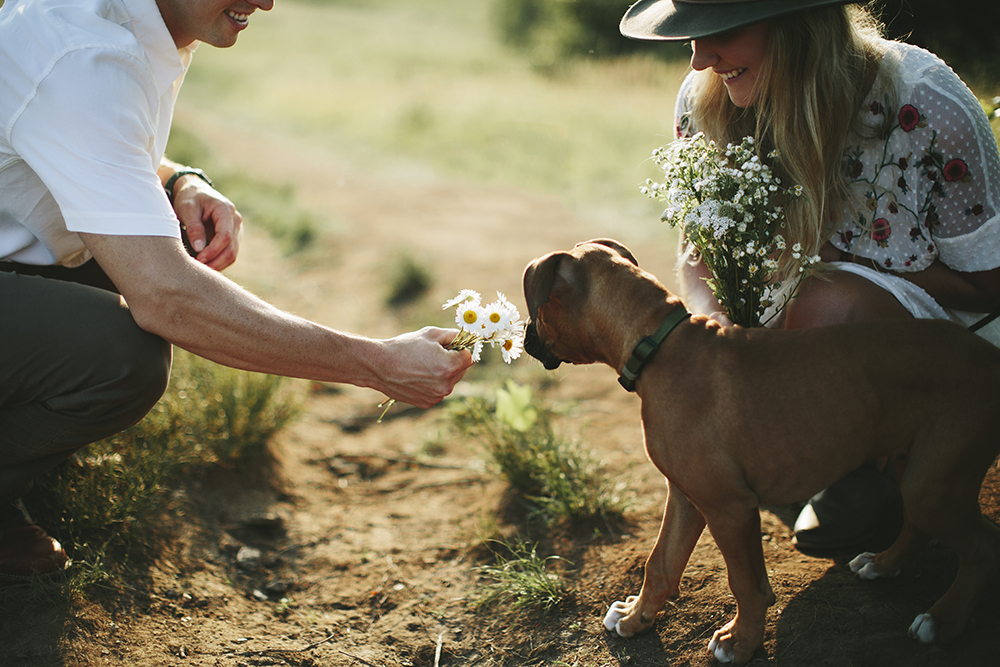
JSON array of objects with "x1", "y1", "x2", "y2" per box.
[
  {"x1": 0, "y1": 0, "x2": 194, "y2": 267},
  {"x1": 673, "y1": 40, "x2": 1000, "y2": 276}
]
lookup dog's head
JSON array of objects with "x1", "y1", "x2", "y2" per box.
[{"x1": 522, "y1": 239, "x2": 640, "y2": 370}]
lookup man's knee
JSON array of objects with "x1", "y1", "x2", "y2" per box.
[
  {"x1": 90, "y1": 317, "x2": 172, "y2": 429},
  {"x1": 44, "y1": 300, "x2": 172, "y2": 433},
  {"x1": 115, "y1": 327, "x2": 172, "y2": 425}
]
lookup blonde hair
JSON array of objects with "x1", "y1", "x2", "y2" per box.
[{"x1": 688, "y1": 3, "x2": 887, "y2": 278}]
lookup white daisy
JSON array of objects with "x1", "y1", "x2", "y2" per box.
[
  {"x1": 455, "y1": 301, "x2": 485, "y2": 332},
  {"x1": 442, "y1": 289, "x2": 481, "y2": 310},
  {"x1": 500, "y1": 329, "x2": 525, "y2": 363}
]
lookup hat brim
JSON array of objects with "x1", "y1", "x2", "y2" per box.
[{"x1": 621, "y1": 0, "x2": 857, "y2": 42}]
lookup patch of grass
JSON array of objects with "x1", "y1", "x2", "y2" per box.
[
  {"x1": 474, "y1": 536, "x2": 569, "y2": 615},
  {"x1": 21, "y1": 350, "x2": 302, "y2": 594},
  {"x1": 171, "y1": 351, "x2": 303, "y2": 464},
  {"x1": 384, "y1": 251, "x2": 433, "y2": 307},
  {"x1": 450, "y1": 381, "x2": 625, "y2": 524}
]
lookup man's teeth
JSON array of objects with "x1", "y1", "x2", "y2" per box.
[
  {"x1": 720, "y1": 68, "x2": 746, "y2": 81},
  {"x1": 226, "y1": 10, "x2": 249, "y2": 24}
]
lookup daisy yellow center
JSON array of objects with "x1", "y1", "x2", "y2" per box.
[
  {"x1": 503, "y1": 339, "x2": 513, "y2": 351},
  {"x1": 490, "y1": 313, "x2": 501, "y2": 323},
  {"x1": 463, "y1": 310, "x2": 478, "y2": 324}
]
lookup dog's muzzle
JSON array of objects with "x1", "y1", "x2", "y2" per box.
[{"x1": 524, "y1": 319, "x2": 563, "y2": 370}]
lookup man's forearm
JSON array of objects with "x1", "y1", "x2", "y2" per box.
[{"x1": 81, "y1": 233, "x2": 385, "y2": 388}]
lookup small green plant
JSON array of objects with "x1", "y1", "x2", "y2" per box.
[
  {"x1": 384, "y1": 252, "x2": 432, "y2": 307},
  {"x1": 451, "y1": 381, "x2": 624, "y2": 523},
  {"x1": 474, "y1": 537, "x2": 569, "y2": 614},
  {"x1": 173, "y1": 352, "x2": 302, "y2": 464}
]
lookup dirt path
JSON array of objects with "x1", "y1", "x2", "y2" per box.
[{"x1": 2, "y1": 112, "x2": 999, "y2": 667}]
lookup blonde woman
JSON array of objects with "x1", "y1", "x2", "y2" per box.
[{"x1": 621, "y1": 0, "x2": 1000, "y2": 551}]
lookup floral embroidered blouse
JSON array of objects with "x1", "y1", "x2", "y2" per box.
[{"x1": 674, "y1": 40, "x2": 1000, "y2": 278}]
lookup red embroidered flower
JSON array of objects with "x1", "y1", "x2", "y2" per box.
[
  {"x1": 871, "y1": 218, "x2": 891, "y2": 243},
  {"x1": 898, "y1": 157, "x2": 908, "y2": 170},
  {"x1": 898, "y1": 104, "x2": 921, "y2": 132},
  {"x1": 869, "y1": 101, "x2": 884, "y2": 115},
  {"x1": 943, "y1": 158, "x2": 968, "y2": 182},
  {"x1": 849, "y1": 159, "x2": 864, "y2": 179},
  {"x1": 972, "y1": 204, "x2": 984, "y2": 215}
]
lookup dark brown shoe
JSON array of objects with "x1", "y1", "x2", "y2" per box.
[{"x1": 0, "y1": 500, "x2": 67, "y2": 581}]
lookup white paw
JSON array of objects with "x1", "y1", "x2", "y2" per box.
[
  {"x1": 849, "y1": 552, "x2": 879, "y2": 579},
  {"x1": 849, "y1": 552, "x2": 897, "y2": 579},
  {"x1": 603, "y1": 600, "x2": 630, "y2": 636},
  {"x1": 909, "y1": 613, "x2": 936, "y2": 643},
  {"x1": 708, "y1": 635, "x2": 734, "y2": 663}
]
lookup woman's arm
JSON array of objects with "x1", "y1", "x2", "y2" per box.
[{"x1": 821, "y1": 242, "x2": 1000, "y2": 313}]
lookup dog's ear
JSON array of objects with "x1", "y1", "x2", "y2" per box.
[
  {"x1": 579, "y1": 238, "x2": 638, "y2": 266},
  {"x1": 523, "y1": 251, "x2": 587, "y2": 321}
]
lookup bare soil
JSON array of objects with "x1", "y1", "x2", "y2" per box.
[{"x1": 1, "y1": 114, "x2": 998, "y2": 667}]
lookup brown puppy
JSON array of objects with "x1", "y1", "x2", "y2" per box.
[{"x1": 522, "y1": 239, "x2": 1000, "y2": 664}]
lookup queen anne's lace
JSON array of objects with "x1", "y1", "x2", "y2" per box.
[{"x1": 643, "y1": 134, "x2": 819, "y2": 327}]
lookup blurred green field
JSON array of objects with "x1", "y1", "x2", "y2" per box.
[{"x1": 174, "y1": 0, "x2": 690, "y2": 220}]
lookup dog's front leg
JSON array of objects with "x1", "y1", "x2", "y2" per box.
[
  {"x1": 604, "y1": 479, "x2": 706, "y2": 637},
  {"x1": 705, "y1": 504, "x2": 776, "y2": 664}
]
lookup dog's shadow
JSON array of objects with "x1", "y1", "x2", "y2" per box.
[
  {"x1": 769, "y1": 544, "x2": 1000, "y2": 666},
  {"x1": 600, "y1": 617, "x2": 676, "y2": 667}
]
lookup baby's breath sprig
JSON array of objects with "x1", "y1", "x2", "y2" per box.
[
  {"x1": 377, "y1": 290, "x2": 525, "y2": 422},
  {"x1": 643, "y1": 133, "x2": 820, "y2": 327}
]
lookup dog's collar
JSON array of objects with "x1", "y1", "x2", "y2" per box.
[{"x1": 618, "y1": 307, "x2": 690, "y2": 392}]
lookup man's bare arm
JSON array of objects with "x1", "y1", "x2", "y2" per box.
[{"x1": 81, "y1": 233, "x2": 471, "y2": 407}]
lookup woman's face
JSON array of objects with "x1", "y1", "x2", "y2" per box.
[{"x1": 690, "y1": 22, "x2": 771, "y2": 108}]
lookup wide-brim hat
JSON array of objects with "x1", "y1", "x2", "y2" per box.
[{"x1": 621, "y1": 0, "x2": 858, "y2": 42}]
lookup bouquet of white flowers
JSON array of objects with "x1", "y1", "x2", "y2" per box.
[
  {"x1": 377, "y1": 290, "x2": 525, "y2": 422},
  {"x1": 441, "y1": 289, "x2": 525, "y2": 364},
  {"x1": 642, "y1": 133, "x2": 819, "y2": 328}
]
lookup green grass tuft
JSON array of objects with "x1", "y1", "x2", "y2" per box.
[
  {"x1": 451, "y1": 381, "x2": 625, "y2": 524},
  {"x1": 474, "y1": 536, "x2": 569, "y2": 614},
  {"x1": 384, "y1": 251, "x2": 433, "y2": 307}
]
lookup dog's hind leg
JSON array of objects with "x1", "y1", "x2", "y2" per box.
[
  {"x1": 604, "y1": 479, "x2": 706, "y2": 638},
  {"x1": 909, "y1": 510, "x2": 1000, "y2": 644},
  {"x1": 898, "y1": 449, "x2": 1000, "y2": 645},
  {"x1": 704, "y1": 501, "x2": 776, "y2": 664}
]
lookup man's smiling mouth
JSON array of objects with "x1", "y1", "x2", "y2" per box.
[{"x1": 225, "y1": 10, "x2": 249, "y2": 25}]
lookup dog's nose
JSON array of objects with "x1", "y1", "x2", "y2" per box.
[{"x1": 524, "y1": 320, "x2": 562, "y2": 370}]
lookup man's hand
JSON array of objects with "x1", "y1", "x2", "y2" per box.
[
  {"x1": 170, "y1": 174, "x2": 243, "y2": 271},
  {"x1": 375, "y1": 327, "x2": 474, "y2": 408}
]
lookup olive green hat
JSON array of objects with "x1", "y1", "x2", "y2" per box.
[{"x1": 620, "y1": 0, "x2": 858, "y2": 41}]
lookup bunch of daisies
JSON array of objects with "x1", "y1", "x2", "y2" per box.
[
  {"x1": 377, "y1": 289, "x2": 525, "y2": 422},
  {"x1": 442, "y1": 289, "x2": 525, "y2": 364}
]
